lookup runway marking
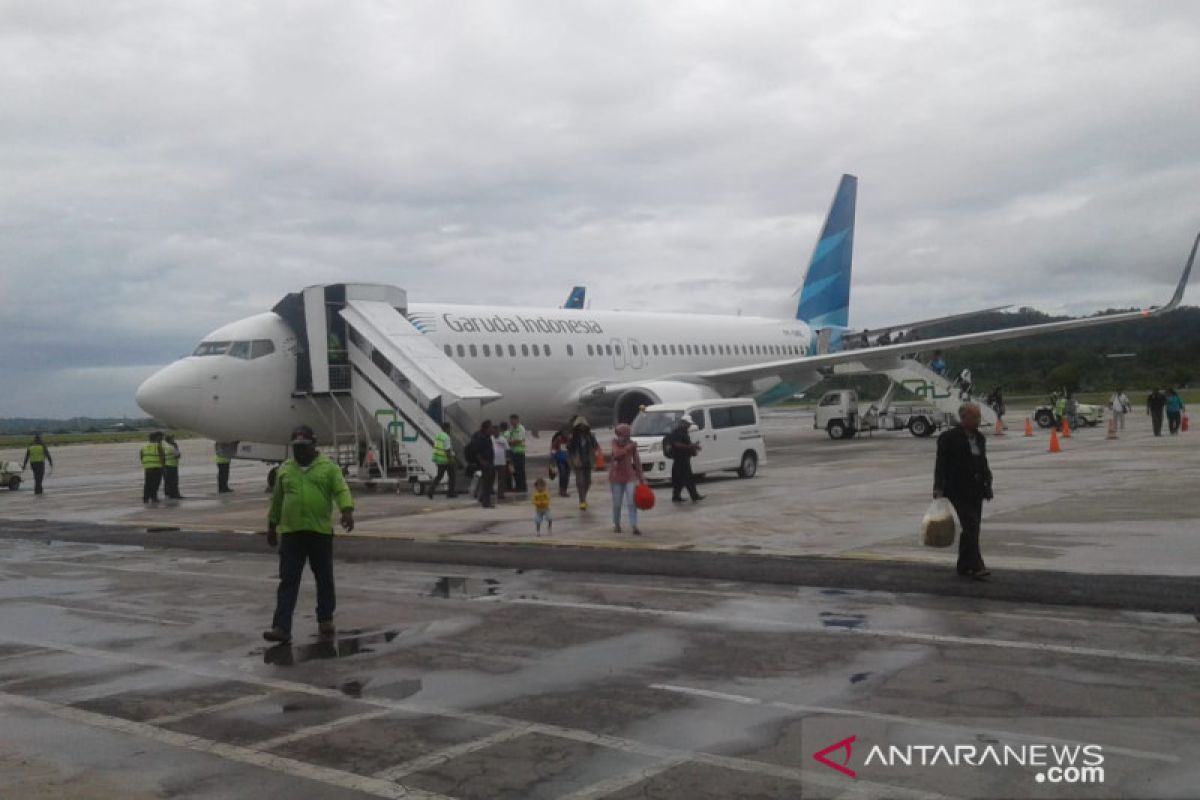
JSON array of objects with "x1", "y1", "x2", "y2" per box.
[
  {"x1": 484, "y1": 596, "x2": 1200, "y2": 667},
  {"x1": 0, "y1": 691, "x2": 454, "y2": 800},
  {"x1": 554, "y1": 756, "x2": 689, "y2": 800},
  {"x1": 650, "y1": 684, "x2": 1181, "y2": 765},
  {"x1": 146, "y1": 690, "x2": 278, "y2": 726},
  {"x1": 252, "y1": 708, "x2": 394, "y2": 752},
  {"x1": 373, "y1": 728, "x2": 528, "y2": 781}
]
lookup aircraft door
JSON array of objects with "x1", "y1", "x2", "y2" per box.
[
  {"x1": 610, "y1": 337, "x2": 625, "y2": 371},
  {"x1": 628, "y1": 339, "x2": 645, "y2": 370}
]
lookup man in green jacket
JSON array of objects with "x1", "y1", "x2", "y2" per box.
[
  {"x1": 263, "y1": 425, "x2": 355, "y2": 644},
  {"x1": 22, "y1": 433, "x2": 53, "y2": 495}
]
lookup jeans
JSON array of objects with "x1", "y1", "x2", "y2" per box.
[
  {"x1": 271, "y1": 531, "x2": 335, "y2": 635},
  {"x1": 143, "y1": 468, "x2": 162, "y2": 502},
  {"x1": 511, "y1": 452, "x2": 527, "y2": 493},
  {"x1": 554, "y1": 456, "x2": 571, "y2": 495},
  {"x1": 611, "y1": 480, "x2": 639, "y2": 528},
  {"x1": 31, "y1": 462, "x2": 45, "y2": 494}
]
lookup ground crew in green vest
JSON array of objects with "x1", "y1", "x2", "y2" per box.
[
  {"x1": 506, "y1": 414, "x2": 528, "y2": 493},
  {"x1": 162, "y1": 434, "x2": 183, "y2": 499},
  {"x1": 215, "y1": 445, "x2": 233, "y2": 493},
  {"x1": 263, "y1": 425, "x2": 354, "y2": 644},
  {"x1": 426, "y1": 421, "x2": 458, "y2": 498},
  {"x1": 22, "y1": 434, "x2": 53, "y2": 495},
  {"x1": 140, "y1": 432, "x2": 166, "y2": 504}
]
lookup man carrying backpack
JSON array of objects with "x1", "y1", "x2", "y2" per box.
[{"x1": 665, "y1": 416, "x2": 703, "y2": 503}]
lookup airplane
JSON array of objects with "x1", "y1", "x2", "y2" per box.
[
  {"x1": 135, "y1": 174, "x2": 1197, "y2": 455},
  {"x1": 563, "y1": 286, "x2": 587, "y2": 309}
]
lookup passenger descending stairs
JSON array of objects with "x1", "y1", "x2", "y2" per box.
[
  {"x1": 832, "y1": 357, "x2": 998, "y2": 425},
  {"x1": 338, "y1": 300, "x2": 501, "y2": 488}
]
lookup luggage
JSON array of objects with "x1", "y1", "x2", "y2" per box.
[
  {"x1": 634, "y1": 482, "x2": 656, "y2": 511},
  {"x1": 921, "y1": 498, "x2": 958, "y2": 547},
  {"x1": 594, "y1": 449, "x2": 606, "y2": 470}
]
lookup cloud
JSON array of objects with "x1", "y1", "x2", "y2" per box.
[{"x1": 2, "y1": 1, "x2": 1198, "y2": 416}]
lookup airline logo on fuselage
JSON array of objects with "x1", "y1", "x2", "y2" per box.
[{"x1": 442, "y1": 312, "x2": 604, "y2": 336}]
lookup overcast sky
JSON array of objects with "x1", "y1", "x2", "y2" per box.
[{"x1": 2, "y1": 1, "x2": 1198, "y2": 417}]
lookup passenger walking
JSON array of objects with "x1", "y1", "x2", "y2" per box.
[
  {"x1": 929, "y1": 350, "x2": 947, "y2": 376},
  {"x1": 1065, "y1": 393, "x2": 1079, "y2": 430},
  {"x1": 985, "y1": 387, "x2": 1006, "y2": 421},
  {"x1": 493, "y1": 422, "x2": 510, "y2": 500},
  {"x1": 214, "y1": 445, "x2": 233, "y2": 493},
  {"x1": 933, "y1": 403, "x2": 994, "y2": 580},
  {"x1": 1165, "y1": 388, "x2": 1186, "y2": 435},
  {"x1": 1147, "y1": 389, "x2": 1167, "y2": 436},
  {"x1": 263, "y1": 425, "x2": 354, "y2": 644},
  {"x1": 163, "y1": 434, "x2": 183, "y2": 499},
  {"x1": 531, "y1": 477, "x2": 553, "y2": 535},
  {"x1": 506, "y1": 414, "x2": 528, "y2": 493},
  {"x1": 665, "y1": 416, "x2": 703, "y2": 503},
  {"x1": 426, "y1": 421, "x2": 458, "y2": 498},
  {"x1": 608, "y1": 423, "x2": 644, "y2": 535},
  {"x1": 1110, "y1": 389, "x2": 1131, "y2": 432},
  {"x1": 21, "y1": 434, "x2": 52, "y2": 495},
  {"x1": 140, "y1": 432, "x2": 166, "y2": 504},
  {"x1": 550, "y1": 427, "x2": 572, "y2": 497},
  {"x1": 469, "y1": 421, "x2": 496, "y2": 508},
  {"x1": 567, "y1": 417, "x2": 598, "y2": 510},
  {"x1": 1053, "y1": 393, "x2": 1068, "y2": 431}
]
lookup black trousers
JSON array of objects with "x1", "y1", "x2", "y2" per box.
[
  {"x1": 428, "y1": 463, "x2": 457, "y2": 497},
  {"x1": 1151, "y1": 410, "x2": 1164, "y2": 436},
  {"x1": 143, "y1": 468, "x2": 162, "y2": 502},
  {"x1": 164, "y1": 466, "x2": 180, "y2": 498},
  {"x1": 950, "y1": 494, "x2": 985, "y2": 574},
  {"x1": 511, "y1": 452, "x2": 527, "y2": 493},
  {"x1": 217, "y1": 462, "x2": 231, "y2": 492},
  {"x1": 31, "y1": 462, "x2": 45, "y2": 494},
  {"x1": 555, "y1": 458, "x2": 571, "y2": 495},
  {"x1": 671, "y1": 458, "x2": 700, "y2": 500},
  {"x1": 478, "y1": 464, "x2": 495, "y2": 506},
  {"x1": 271, "y1": 532, "x2": 335, "y2": 635}
]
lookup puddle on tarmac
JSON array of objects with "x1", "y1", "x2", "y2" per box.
[
  {"x1": 262, "y1": 629, "x2": 399, "y2": 666},
  {"x1": 819, "y1": 611, "x2": 867, "y2": 629},
  {"x1": 430, "y1": 576, "x2": 501, "y2": 598}
]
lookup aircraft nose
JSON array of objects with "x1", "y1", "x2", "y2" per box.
[{"x1": 136, "y1": 360, "x2": 201, "y2": 428}]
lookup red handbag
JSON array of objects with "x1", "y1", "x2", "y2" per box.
[{"x1": 634, "y1": 482, "x2": 656, "y2": 511}]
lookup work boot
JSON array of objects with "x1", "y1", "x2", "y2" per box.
[
  {"x1": 262, "y1": 627, "x2": 291, "y2": 643},
  {"x1": 318, "y1": 621, "x2": 336, "y2": 638}
]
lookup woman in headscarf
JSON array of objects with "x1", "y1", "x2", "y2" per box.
[
  {"x1": 550, "y1": 426, "x2": 572, "y2": 497},
  {"x1": 608, "y1": 423, "x2": 644, "y2": 535},
  {"x1": 567, "y1": 417, "x2": 598, "y2": 510}
]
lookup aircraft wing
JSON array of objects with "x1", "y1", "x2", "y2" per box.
[
  {"x1": 697, "y1": 231, "x2": 1198, "y2": 384},
  {"x1": 859, "y1": 304, "x2": 1012, "y2": 337}
]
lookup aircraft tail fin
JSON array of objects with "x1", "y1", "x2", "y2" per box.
[
  {"x1": 795, "y1": 174, "x2": 857, "y2": 328},
  {"x1": 563, "y1": 286, "x2": 586, "y2": 309}
]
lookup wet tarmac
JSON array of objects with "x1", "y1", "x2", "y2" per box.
[{"x1": 1, "y1": 539, "x2": 1198, "y2": 798}]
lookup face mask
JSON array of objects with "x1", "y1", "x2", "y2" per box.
[{"x1": 292, "y1": 444, "x2": 317, "y2": 465}]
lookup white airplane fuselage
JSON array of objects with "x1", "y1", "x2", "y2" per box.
[{"x1": 136, "y1": 302, "x2": 815, "y2": 445}]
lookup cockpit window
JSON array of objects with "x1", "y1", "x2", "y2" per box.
[
  {"x1": 250, "y1": 339, "x2": 275, "y2": 359},
  {"x1": 193, "y1": 341, "x2": 231, "y2": 356},
  {"x1": 228, "y1": 341, "x2": 251, "y2": 359}
]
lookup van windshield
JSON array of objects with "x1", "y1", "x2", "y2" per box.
[{"x1": 631, "y1": 410, "x2": 683, "y2": 437}]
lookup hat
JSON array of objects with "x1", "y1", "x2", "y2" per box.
[
  {"x1": 572, "y1": 416, "x2": 589, "y2": 428},
  {"x1": 289, "y1": 425, "x2": 317, "y2": 445}
]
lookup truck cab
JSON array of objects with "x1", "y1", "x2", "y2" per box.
[{"x1": 814, "y1": 387, "x2": 950, "y2": 440}]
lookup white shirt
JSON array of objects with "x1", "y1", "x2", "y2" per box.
[{"x1": 493, "y1": 436, "x2": 509, "y2": 466}]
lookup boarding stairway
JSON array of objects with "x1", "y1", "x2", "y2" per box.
[
  {"x1": 831, "y1": 356, "x2": 997, "y2": 425},
  {"x1": 277, "y1": 284, "x2": 500, "y2": 489}
]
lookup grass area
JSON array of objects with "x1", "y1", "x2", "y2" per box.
[{"x1": 0, "y1": 431, "x2": 198, "y2": 448}]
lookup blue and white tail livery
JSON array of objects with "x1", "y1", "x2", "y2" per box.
[{"x1": 796, "y1": 174, "x2": 857, "y2": 330}]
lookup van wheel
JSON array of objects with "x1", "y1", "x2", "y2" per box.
[
  {"x1": 1034, "y1": 410, "x2": 1055, "y2": 429},
  {"x1": 7, "y1": 476, "x2": 20, "y2": 490},
  {"x1": 827, "y1": 420, "x2": 848, "y2": 440},
  {"x1": 908, "y1": 417, "x2": 931, "y2": 438},
  {"x1": 411, "y1": 481, "x2": 425, "y2": 496},
  {"x1": 737, "y1": 451, "x2": 758, "y2": 478}
]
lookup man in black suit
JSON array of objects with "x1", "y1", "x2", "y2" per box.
[{"x1": 933, "y1": 403, "x2": 994, "y2": 579}]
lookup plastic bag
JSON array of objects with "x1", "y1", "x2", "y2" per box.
[
  {"x1": 921, "y1": 498, "x2": 959, "y2": 548},
  {"x1": 634, "y1": 482, "x2": 656, "y2": 511}
]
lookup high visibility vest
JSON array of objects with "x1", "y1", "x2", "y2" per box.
[
  {"x1": 141, "y1": 443, "x2": 163, "y2": 469},
  {"x1": 214, "y1": 454, "x2": 231, "y2": 465},
  {"x1": 27, "y1": 444, "x2": 47, "y2": 464},
  {"x1": 506, "y1": 425, "x2": 527, "y2": 455},
  {"x1": 432, "y1": 432, "x2": 451, "y2": 465},
  {"x1": 164, "y1": 445, "x2": 179, "y2": 468}
]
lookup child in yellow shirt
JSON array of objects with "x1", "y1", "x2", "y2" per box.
[{"x1": 531, "y1": 477, "x2": 553, "y2": 535}]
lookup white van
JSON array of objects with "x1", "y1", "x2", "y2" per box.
[{"x1": 630, "y1": 399, "x2": 766, "y2": 482}]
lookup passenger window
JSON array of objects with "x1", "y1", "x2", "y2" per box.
[
  {"x1": 482, "y1": 344, "x2": 491, "y2": 357},
  {"x1": 710, "y1": 407, "x2": 733, "y2": 429},
  {"x1": 509, "y1": 344, "x2": 517, "y2": 357},
  {"x1": 544, "y1": 344, "x2": 552, "y2": 356},
  {"x1": 605, "y1": 344, "x2": 613, "y2": 356},
  {"x1": 250, "y1": 340, "x2": 275, "y2": 359},
  {"x1": 228, "y1": 341, "x2": 251, "y2": 359},
  {"x1": 688, "y1": 410, "x2": 707, "y2": 429},
  {"x1": 521, "y1": 344, "x2": 530, "y2": 357},
  {"x1": 496, "y1": 343, "x2": 504, "y2": 357},
  {"x1": 444, "y1": 345, "x2": 452, "y2": 357},
  {"x1": 730, "y1": 405, "x2": 757, "y2": 426},
  {"x1": 615, "y1": 344, "x2": 622, "y2": 355},
  {"x1": 587, "y1": 344, "x2": 594, "y2": 356},
  {"x1": 456, "y1": 345, "x2": 465, "y2": 357},
  {"x1": 469, "y1": 344, "x2": 478, "y2": 357},
  {"x1": 567, "y1": 344, "x2": 574, "y2": 356},
  {"x1": 532, "y1": 344, "x2": 540, "y2": 356}
]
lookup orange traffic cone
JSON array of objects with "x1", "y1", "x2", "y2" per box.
[
  {"x1": 1024, "y1": 418, "x2": 1034, "y2": 437},
  {"x1": 994, "y1": 417, "x2": 1006, "y2": 436},
  {"x1": 1061, "y1": 417, "x2": 1071, "y2": 438},
  {"x1": 1049, "y1": 428, "x2": 1062, "y2": 453},
  {"x1": 1184, "y1": 415, "x2": 1190, "y2": 433}
]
